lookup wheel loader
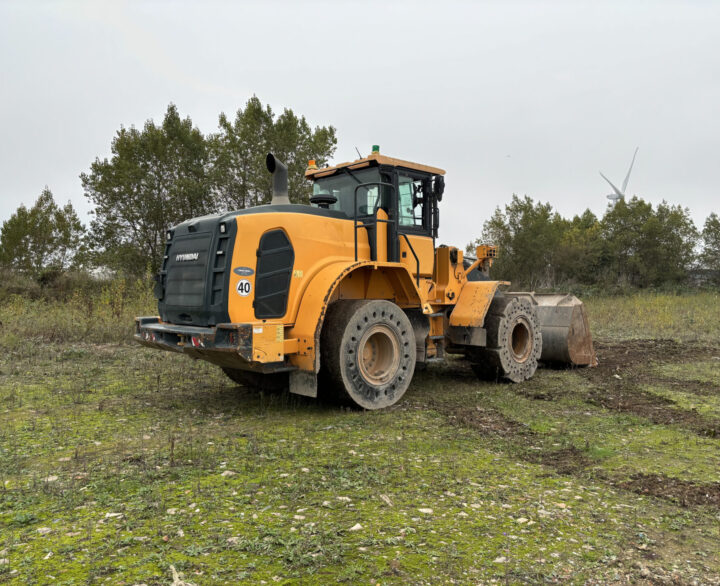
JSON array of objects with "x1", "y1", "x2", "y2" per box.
[{"x1": 135, "y1": 147, "x2": 596, "y2": 409}]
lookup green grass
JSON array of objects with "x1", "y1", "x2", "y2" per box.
[
  {"x1": 0, "y1": 278, "x2": 154, "y2": 347},
  {"x1": 413, "y1": 367, "x2": 720, "y2": 484},
  {"x1": 0, "y1": 290, "x2": 719, "y2": 583},
  {"x1": 585, "y1": 291, "x2": 720, "y2": 342}
]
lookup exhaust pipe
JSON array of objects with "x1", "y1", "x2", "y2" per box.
[{"x1": 266, "y1": 153, "x2": 290, "y2": 205}]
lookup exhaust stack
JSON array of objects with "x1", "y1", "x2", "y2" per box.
[{"x1": 266, "y1": 153, "x2": 290, "y2": 205}]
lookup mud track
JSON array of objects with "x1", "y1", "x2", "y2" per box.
[
  {"x1": 422, "y1": 339, "x2": 720, "y2": 509},
  {"x1": 578, "y1": 339, "x2": 720, "y2": 437},
  {"x1": 427, "y1": 399, "x2": 534, "y2": 438},
  {"x1": 615, "y1": 474, "x2": 720, "y2": 508}
]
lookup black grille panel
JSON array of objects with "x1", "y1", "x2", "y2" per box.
[
  {"x1": 157, "y1": 215, "x2": 237, "y2": 326},
  {"x1": 164, "y1": 234, "x2": 212, "y2": 307},
  {"x1": 254, "y1": 229, "x2": 294, "y2": 319}
]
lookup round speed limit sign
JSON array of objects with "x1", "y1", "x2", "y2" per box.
[{"x1": 236, "y1": 279, "x2": 252, "y2": 296}]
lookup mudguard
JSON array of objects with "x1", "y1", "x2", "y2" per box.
[{"x1": 288, "y1": 261, "x2": 424, "y2": 373}]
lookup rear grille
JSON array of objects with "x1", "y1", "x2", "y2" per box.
[
  {"x1": 254, "y1": 229, "x2": 294, "y2": 319},
  {"x1": 164, "y1": 234, "x2": 212, "y2": 307},
  {"x1": 157, "y1": 215, "x2": 236, "y2": 326}
]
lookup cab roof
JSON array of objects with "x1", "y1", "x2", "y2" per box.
[{"x1": 305, "y1": 151, "x2": 446, "y2": 179}]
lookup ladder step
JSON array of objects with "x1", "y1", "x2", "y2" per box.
[
  {"x1": 429, "y1": 312, "x2": 444, "y2": 318},
  {"x1": 429, "y1": 335, "x2": 445, "y2": 340}
]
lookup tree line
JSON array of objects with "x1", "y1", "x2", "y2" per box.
[
  {"x1": 468, "y1": 195, "x2": 720, "y2": 290},
  {"x1": 1, "y1": 95, "x2": 718, "y2": 291},
  {"x1": 0, "y1": 97, "x2": 336, "y2": 277}
]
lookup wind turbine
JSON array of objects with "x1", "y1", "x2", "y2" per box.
[{"x1": 600, "y1": 147, "x2": 639, "y2": 206}]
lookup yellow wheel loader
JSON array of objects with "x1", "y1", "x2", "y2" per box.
[{"x1": 135, "y1": 147, "x2": 596, "y2": 409}]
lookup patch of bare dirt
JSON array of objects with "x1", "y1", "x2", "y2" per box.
[
  {"x1": 525, "y1": 445, "x2": 591, "y2": 475},
  {"x1": 428, "y1": 399, "x2": 593, "y2": 476},
  {"x1": 585, "y1": 386, "x2": 719, "y2": 437},
  {"x1": 578, "y1": 339, "x2": 720, "y2": 437},
  {"x1": 430, "y1": 400, "x2": 534, "y2": 437},
  {"x1": 650, "y1": 376, "x2": 720, "y2": 397},
  {"x1": 591, "y1": 339, "x2": 707, "y2": 371},
  {"x1": 616, "y1": 474, "x2": 720, "y2": 508}
]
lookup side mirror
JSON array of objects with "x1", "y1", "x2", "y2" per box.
[{"x1": 434, "y1": 176, "x2": 445, "y2": 201}]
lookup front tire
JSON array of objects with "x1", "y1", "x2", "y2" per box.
[
  {"x1": 469, "y1": 295, "x2": 542, "y2": 383},
  {"x1": 320, "y1": 300, "x2": 416, "y2": 409}
]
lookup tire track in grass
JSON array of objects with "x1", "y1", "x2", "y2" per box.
[
  {"x1": 578, "y1": 339, "x2": 720, "y2": 437},
  {"x1": 412, "y1": 343, "x2": 720, "y2": 510}
]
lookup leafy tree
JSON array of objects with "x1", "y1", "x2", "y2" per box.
[
  {"x1": 208, "y1": 98, "x2": 273, "y2": 210},
  {"x1": 554, "y1": 209, "x2": 603, "y2": 285},
  {"x1": 470, "y1": 195, "x2": 568, "y2": 288},
  {"x1": 82, "y1": 99, "x2": 337, "y2": 274},
  {"x1": 601, "y1": 198, "x2": 697, "y2": 286},
  {"x1": 700, "y1": 213, "x2": 720, "y2": 282},
  {"x1": 81, "y1": 104, "x2": 211, "y2": 275},
  {"x1": 0, "y1": 187, "x2": 85, "y2": 275},
  {"x1": 209, "y1": 96, "x2": 336, "y2": 209}
]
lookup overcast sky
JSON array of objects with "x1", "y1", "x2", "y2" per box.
[{"x1": 1, "y1": 0, "x2": 718, "y2": 246}]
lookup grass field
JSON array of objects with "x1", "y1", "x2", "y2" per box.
[{"x1": 0, "y1": 291, "x2": 718, "y2": 584}]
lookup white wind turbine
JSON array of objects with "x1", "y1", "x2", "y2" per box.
[{"x1": 600, "y1": 147, "x2": 639, "y2": 206}]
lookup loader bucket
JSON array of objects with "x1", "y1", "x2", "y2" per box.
[
  {"x1": 522, "y1": 293, "x2": 597, "y2": 367},
  {"x1": 510, "y1": 293, "x2": 597, "y2": 366}
]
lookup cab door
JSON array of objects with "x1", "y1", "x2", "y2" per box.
[{"x1": 396, "y1": 172, "x2": 434, "y2": 278}]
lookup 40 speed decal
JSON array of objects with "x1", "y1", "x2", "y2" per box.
[{"x1": 236, "y1": 279, "x2": 252, "y2": 296}]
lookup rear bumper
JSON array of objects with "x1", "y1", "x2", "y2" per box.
[{"x1": 134, "y1": 317, "x2": 294, "y2": 373}]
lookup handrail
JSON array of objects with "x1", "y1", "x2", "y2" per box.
[
  {"x1": 398, "y1": 233, "x2": 420, "y2": 287},
  {"x1": 351, "y1": 181, "x2": 421, "y2": 288},
  {"x1": 353, "y1": 182, "x2": 396, "y2": 262}
]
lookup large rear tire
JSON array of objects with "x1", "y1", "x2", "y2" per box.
[
  {"x1": 222, "y1": 368, "x2": 289, "y2": 393},
  {"x1": 320, "y1": 300, "x2": 416, "y2": 409},
  {"x1": 469, "y1": 295, "x2": 542, "y2": 383}
]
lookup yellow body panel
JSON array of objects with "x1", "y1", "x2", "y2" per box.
[
  {"x1": 227, "y1": 212, "x2": 372, "y2": 325},
  {"x1": 400, "y1": 234, "x2": 434, "y2": 277},
  {"x1": 289, "y1": 261, "x2": 425, "y2": 371},
  {"x1": 432, "y1": 246, "x2": 466, "y2": 304},
  {"x1": 448, "y1": 281, "x2": 503, "y2": 328},
  {"x1": 251, "y1": 322, "x2": 285, "y2": 363}
]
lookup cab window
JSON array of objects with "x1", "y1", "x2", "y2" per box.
[
  {"x1": 398, "y1": 175, "x2": 425, "y2": 229},
  {"x1": 312, "y1": 168, "x2": 384, "y2": 217}
]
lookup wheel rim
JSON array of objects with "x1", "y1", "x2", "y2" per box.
[
  {"x1": 357, "y1": 324, "x2": 400, "y2": 385},
  {"x1": 510, "y1": 318, "x2": 532, "y2": 363}
]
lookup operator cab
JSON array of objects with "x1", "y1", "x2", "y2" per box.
[{"x1": 305, "y1": 146, "x2": 445, "y2": 249}]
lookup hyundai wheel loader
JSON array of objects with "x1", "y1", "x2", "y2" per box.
[{"x1": 135, "y1": 147, "x2": 596, "y2": 409}]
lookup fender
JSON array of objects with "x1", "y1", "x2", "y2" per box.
[
  {"x1": 287, "y1": 261, "x2": 425, "y2": 374},
  {"x1": 448, "y1": 280, "x2": 505, "y2": 328}
]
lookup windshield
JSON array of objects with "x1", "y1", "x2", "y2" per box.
[{"x1": 311, "y1": 168, "x2": 386, "y2": 217}]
